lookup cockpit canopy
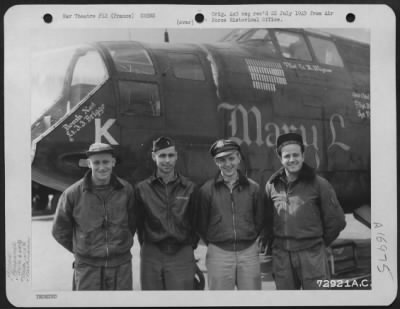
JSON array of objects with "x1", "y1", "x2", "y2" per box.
[
  {"x1": 221, "y1": 28, "x2": 344, "y2": 67},
  {"x1": 31, "y1": 42, "x2": 158, "y2": 141},
  {"x1": 31, "y1": 45, "x2": 109, "y2": 140}
]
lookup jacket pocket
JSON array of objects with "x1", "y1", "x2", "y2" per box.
[
  {"x1": 174, "y1": 216, "x2": 190, "y2": 232},
  {"x1": 207, "y1": 214, "x2": 222, "y2": 238},
  {"x1": 210, "y1": 214, "x2": 222, "y2": 226},
  {"x1": 108, "y1": 223, "x2": 133, "y2": 254},
  {"x1": 244, "y1": 214, "x2": 255, "y2": 226},
  {"x1": 232, "y1": 212, "x2": 257, "y2": 239},
  {"x1": 242, "y1": 215, "x2": 257, "y2": 237},
  {"x1": 147, "y1": 215, "x2": 162, "y2": 230},
  {"x1": 75, "y1": 226, "x2": 104, "y2": 257}
]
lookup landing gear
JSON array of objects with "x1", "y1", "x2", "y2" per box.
[{"x1": 32, "y1": 182, "x2": 60, "y2": 217}]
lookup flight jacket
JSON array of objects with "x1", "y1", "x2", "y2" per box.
[
  {"x1": 197, "y1": 171, "x2": 264, "y2": 251},
  {"x1": 134, "y1": 173, "x2": 199, "y2": 249},
  {"x1": 264, "y1": 163, "x2": 346, "y2": 251},
  {"x1": 52, "y1": 171, "x2": 136, "y2": 267}
]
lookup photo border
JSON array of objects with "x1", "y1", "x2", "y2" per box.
[{"x1": 3, "y1": 3, "x2": 398, "y2": 307}]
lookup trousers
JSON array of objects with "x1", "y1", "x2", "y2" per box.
[
  {"x1": 73, "y1": 260, "x2": 132, "y2": 290},
  {"x1": 272, "y1": 242, "x2": 331, "y2": 290},
  {"x1": 206, "y1": 241, "x2": 261, "y2": 290},
  {"x1": 140, "y1": 242, "x2": 195, "y2": 290}
]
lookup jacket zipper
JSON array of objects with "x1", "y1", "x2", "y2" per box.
[
  {"x1": 95, "y1": 192, "x2": 110, "y2": 267},
  {"x1": 104, "y1": 197, "x2": 109, "y2": 268},
  {"x1": 165, "y1": 183, "x2": 169, "y2": 231},
  {"x1": 230, "y1": 186, "x2": 237, "y2": 251},
  {"x1": 283, "y1": 181, "x2": 290, "y2": 250}
]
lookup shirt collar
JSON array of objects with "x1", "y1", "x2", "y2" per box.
[{"x1": 148, "y1": 171, "x2": 188, "y2": 187}]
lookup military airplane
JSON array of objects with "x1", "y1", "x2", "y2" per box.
[{"x1": 31, "y1": 28, "x2": 371, "y2": 285}]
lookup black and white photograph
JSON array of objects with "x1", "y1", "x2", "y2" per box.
[{"x1": 4, "y1": 4, "x2": 397, "y2": 307}]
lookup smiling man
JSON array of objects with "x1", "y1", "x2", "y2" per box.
[
  {"x1": 133, "y1": 136, "x2": 199, "y2": 290},
  {"x1": 197, "y1": 139, "x2": 264, "y2": 290},
  {"x1": 263, "y1": 132, "x2": 346, "y2": 290},
  {"x1": 52, "y1": 143, "x2": 136, "y2": 290}
]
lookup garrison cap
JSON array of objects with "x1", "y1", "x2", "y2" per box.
[
  {"x1": 210, "y1": 139, "x2": 241, "y2": 159},
  {"x1": 86, "y1": 142, "x2": 114, "y2": 157},
  {"x1": 152, "y1": 136, "x2": 175, "y2": 152},
  {"x1": 276, "y1": 132, "x2": 304, "y2": 150}
]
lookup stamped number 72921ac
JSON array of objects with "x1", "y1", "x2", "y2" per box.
[{"x1": 317, "y1": 279, "x2": 370, "y2": 289}]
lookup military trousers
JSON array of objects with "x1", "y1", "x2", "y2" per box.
[
  {"x1": 272, "y1": 242, "x2": 330, "y2": 290},
  {"x1": 206, "y1": 241, "x2": 261, "y2": 290},
  {"x1": 140, "y1": 242, "x2": 195, "y2": 290},
  {"x1": 72, "y1": 260, "x2": 133, "y2": 290}
]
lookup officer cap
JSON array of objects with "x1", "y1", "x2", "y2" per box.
[
  {"x1": 86, "y1": 142, "x2": 114, "y2": 157},
  {"x1": 209, "y1": 139, "x2": 241, "y2": 159},
  {"x1": 276, "y1": 132, "x2": 304, "y2": 153},
  {"x1": 152, "y1": 136, "x2": 175, "y2": 152}
]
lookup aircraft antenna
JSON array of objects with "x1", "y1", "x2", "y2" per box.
[{"x1": 164, "y1": 29, "x2": 170, "y2": 43}]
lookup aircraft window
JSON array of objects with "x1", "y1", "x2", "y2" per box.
[
  {"x1": 275, "y1": 31, "x2": 312, "y2": 61},
  {"x1": 70, "y1": 50, "x2": 108, "y2": 106},
  {"x1": 308, "y1": 36, "x2": 344, "y2": 67},
  {"x1": 335, "y1": 41, "x2": 369, "y2": 70},
  {"x1": 237, "y1": 29, "x2": 277, "y2": 55},
  {"x1": 109, "y1": 48, "x2": 155, "y2": 75},
  {"x1": 31, "y1": 47, "x2": 75, "y2": 125},
  {"x1": 168, "y1": 53, "x2": 205, "y2": 81},
  {"x1": 119, "y1": 81, "x2": 160, "y2": 117},
  {"x1": 221, "y1": 29, "x2": 249, "y2": 42},
  {"x1": 239, "y1": 29, "x2": 268, "y2": 41}
]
